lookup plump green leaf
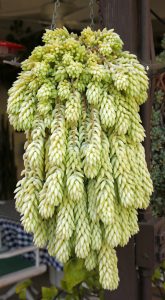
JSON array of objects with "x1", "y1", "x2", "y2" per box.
[
  {"x1": 61, "y1": 258, "x2": 89, "y2": 292},
  {"x1": 15, "y1": 279, "x2": 33, "y2": 300},
  {"x1": 41, "y1": 286, "x2": 58, "y2": 300},
  {"x1": 152, "y1": 267, "x2": 161, "y2": 281},
  {"x1": 161, "y1": 261, "x2": 165, "y2": 270},
  {"x1": 18, "y1": 290, "x2": 26, "y2": 300},
  {"x1": 65, "y1": 294, "x2": 80, "y2": 300}
]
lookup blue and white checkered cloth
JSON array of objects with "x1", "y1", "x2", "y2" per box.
[{"x1": 0, "y1": 218, "x2": 63, "y2": 271}]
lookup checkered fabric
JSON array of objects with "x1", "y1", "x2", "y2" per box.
[{"x1": 0, "y1": 218, "x2": 63, "y2": 271}]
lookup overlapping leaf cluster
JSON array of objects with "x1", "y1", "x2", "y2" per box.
[{"x1": 7, "y1": 27, "x2": 153, "y2": 290}]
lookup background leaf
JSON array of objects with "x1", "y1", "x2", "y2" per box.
[
  {"x1": 41, "y1": 286, "x2": 58, "y2": 300},
  {"x1": 61, "y1": 258, "x2": 89, "y2": 292}
]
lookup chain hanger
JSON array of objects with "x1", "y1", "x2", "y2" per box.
[
  {"x1": 50, "y1": 0, "x2": 95, "y2": 30},
  {"x1": 89, "y1": 0, "x2": 95, "y2": 29},
  {"x1": 51, "y1": 0, "x2": 60, "y2": 30}
]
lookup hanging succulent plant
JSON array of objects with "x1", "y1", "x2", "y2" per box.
[{"x1": 7, "y1": 27, "x2": 153, "y2": 290}]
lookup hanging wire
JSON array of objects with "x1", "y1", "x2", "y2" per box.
[
  {"x1": 51, "y1": 0, "x2": 61, "y2": 30},
  {"x1": 150, "y1": 9, "x2": 165, "y2": 26},
  {"x1": 96, "y1": 0, "x2": 104, "y2": 29},
  {"x1": 89, "y1": 0, "x2": 95, "y2": 29}
]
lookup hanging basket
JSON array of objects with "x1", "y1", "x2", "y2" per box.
[{"x1": 0, "y1": 41, "x2": 25, "y2": 58}]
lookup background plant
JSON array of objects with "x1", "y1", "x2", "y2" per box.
[
  {"x1": 151, "y1": 32, "x2": 165, "y2": 216},
  {"x1": 152, "y1": 262, "x2": 165, "y2": 300},
  {"x1": 151, "y1": 33, "x2": 165, "y2": 299}
]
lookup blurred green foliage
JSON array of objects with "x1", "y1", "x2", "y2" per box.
[
  {"x1": 41, "y1": 286, "x2": 58, "y2": 300},
  {"x1": 151, "y1": 89, "x2": 165, "y2": 216},
  {"x1": 16, "y1": 279, "x2": 32, "y2": 299},
  {"x1": 156, "y1": 33, "x2": 165, "y2": 63},
  {"x1": 152, "y1": 261, "x2": 165, "y2": 299},
  {"x1": 151, "y1": 33, "x2": 165, "y2": 300},
  {"x1": 151, "y1": 33, "x2": 165, "y2": 217}
]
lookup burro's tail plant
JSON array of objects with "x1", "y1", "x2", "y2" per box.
[{"x1": 7, "y1": 27, "x2": 153, "y2": 291}]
